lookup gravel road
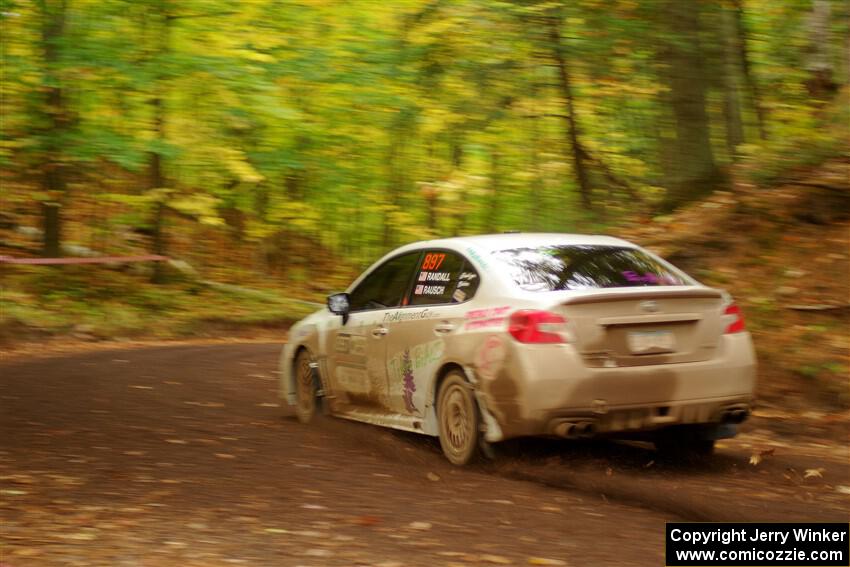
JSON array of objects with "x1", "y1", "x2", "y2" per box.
[{"x1": 1, "y1": 343, "x2": 847, "y2": 566}]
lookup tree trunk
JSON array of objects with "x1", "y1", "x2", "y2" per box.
[
  {"x1": 149, "y1": 137, "x2": 168, "y2": 283},
  {"x1": 285, "y1": 134, "x2": 309, "y2": 201},
  {"x1": 730, "y1": 0, "x2": 767, "y2": 140},
  {"x1": 528, "y1": 108, "x2": 544, "y2": 231},
  {"x1": 722, "y1": 5, "x2": 744, "y2": 158},
  {"x1": 253, "y1": 184, "x2": 269, "y2": 220},
  {"x1": 41, "y1": 201, "x2": 61, "y2": 258},
  {"x1": 382, "y1": 136, "x2": 401, "y2": 249},
  {"x1": 382, "y1": 113, "x2": 408, "y2": 249},
  {"x1": 219, "y1": 182, "x2": 244, "y2": 242},
  {"x1": 658, "y1": 0, "x2": 721, "y2": 211},
  {"x1": 353, "y1": 189, "x2": 363, "y2": 258},
  {"x1": 546, "y1": 12, "x2": 592, "y2": 211},
  {"x1": 422, "y1": 141, "x2": 438, "y2": 234},
  {"x1": 38, "y1": 0, "x2": 68, "y2": 257},
  {"x1": 804, "y1": 0, "x2": 837, "y2": 99},
  {"x1": 485, "y1": 149, "x2": 501, "y2": 233},
  {"x1": 450, "y1": 135, "x2": 466, "y2": 236},
  {"x1": 149, "y1": 7, "x2": 171, "y2": 284},
  {"x1": 151, "y1": 202, "x2": 166, "y2": 255},
  {"x1": 425, "y1": 188, "x2": 438, "y2": 233}
]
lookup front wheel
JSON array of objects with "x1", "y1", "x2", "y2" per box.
[
  {"x1": 293, "y1": 349, "x2": 318, "y2": 424},
  {"x1": 437, "y1": 372, "x2": 480, "y2": 465}
]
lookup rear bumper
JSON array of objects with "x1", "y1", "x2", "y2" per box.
[
  {"x1": 479, "y1": 333, "x2": 757, "y2": 439},
  {"x1": 541, "y1": 396, "x2": 753, "y2": 438}
]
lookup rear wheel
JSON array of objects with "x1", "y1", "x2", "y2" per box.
[
  {"x1": 293, "y1": 349, "x2": 318, "y2": 424},
  {"x1": 437, "y1": 372, "x2": 480, "y2": 465},
  {"x1": 654, "y1": 425, "x2": 715, "y2": 460}
]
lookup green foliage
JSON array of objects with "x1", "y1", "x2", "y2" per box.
[
  {"x1": 0, "y1": 266, "x2": 316, "y2": 339},
  {"x1": 0, "y1": 0, "x2": 847, "y2": 262}
]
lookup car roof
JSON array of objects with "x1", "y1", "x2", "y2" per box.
[
  {"x1": 405, "y1": 232, "x2": 637, "y2": 253},
  {"x1": 352, "y1": 233, "x2": 647, "y2": 294}
]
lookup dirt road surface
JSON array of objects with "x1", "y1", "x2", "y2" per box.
[{"x1": 1, "y1": 343, "x2": 847, "y2": 566}]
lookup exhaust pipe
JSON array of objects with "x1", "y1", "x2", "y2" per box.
[
  {"x1": 553, "y1": 422, "x2": 576, "y2": 438},
  {"x1": 553, "y1": 421, "x2": 598, "y2": 439},
  {"x1": 578, "y1": 421, "x2": 596, "y2": 438},
  {"x1": 572, "y1": 421, "x2": 596, "y2": 438},
  {"x1": 731, "y1": 409, "x2": 749, "y2": 424},
  {"x1": 721, "y1": 409, "x2": 749, "y2": 424}
]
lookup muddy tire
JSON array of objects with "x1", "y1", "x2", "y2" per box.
[
  {"x1": 437, "y1": 372, "x2": 480, "y2": 465},
  {"x1": 654, "y1": 426, "x2": 715, "y2": 460},
  {"x1": 293, "y1": 349, "x2": 318, "y2": 424}
]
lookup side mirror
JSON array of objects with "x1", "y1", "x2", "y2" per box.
[{"x1": 327, "y1": 292, "x2": 351, "y2": 325}]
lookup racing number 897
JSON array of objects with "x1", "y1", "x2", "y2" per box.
[{"x1": 422, "y1": 253, "x2": 446, "y2": 270}]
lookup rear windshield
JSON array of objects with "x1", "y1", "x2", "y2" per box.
[{"x1": 492, "y1": 245, "x2": 691, "y2": 292}]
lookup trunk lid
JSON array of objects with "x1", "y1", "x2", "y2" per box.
[{"x1": 552, "y1": 287, "x2": 726, "y2": 367}]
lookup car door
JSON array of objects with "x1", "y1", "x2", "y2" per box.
[
  {"x1": 384, "y1": 250, "x2": 480, "y2": 417},
  {"x1": 325, "y1": 252, "x2": 421, "y2": 412}
]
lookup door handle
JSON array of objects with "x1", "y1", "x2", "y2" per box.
[
  {"x1": 371, "y1": 326, "x2": 389, "y2": 338},
  {"x1": 434, "y1": 321, "x2": 456, "y2": 335}
]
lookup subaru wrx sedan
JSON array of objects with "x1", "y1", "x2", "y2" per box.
[{"x1": 279, "y1": 234, "x2": 756, "y2": 465}]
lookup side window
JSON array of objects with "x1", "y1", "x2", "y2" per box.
[
  {"x1": 455, "y1": 262, "x2": 480, "y2": 301},
  {"x1": 349, "y1": 252, "x2": 421, "y2": 312},
  {"x1": 408, "y1": 251, "x2": 479, "y2": 306}
]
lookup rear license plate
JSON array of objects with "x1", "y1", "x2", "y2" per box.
[{"x1": 628, "y1": 330, "x2": 674, "y2": 354}]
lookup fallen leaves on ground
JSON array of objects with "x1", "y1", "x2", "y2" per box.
[{"x1": 749, "y1": 447, "x2": 776, "y2": 466}]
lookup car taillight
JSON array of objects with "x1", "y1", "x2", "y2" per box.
[
  {"x1": 724, "y1": 303, "x2": 745, "y2": 334},
  {"x1": 508, "y1": 310, "x2": 568, "y2": 344}
]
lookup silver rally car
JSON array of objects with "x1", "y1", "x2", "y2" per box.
[{"x1": 280, "y1": 233, "x2": 756, "y2": 464}]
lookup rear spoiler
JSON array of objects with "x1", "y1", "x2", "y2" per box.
[{"x1": 558, "y1": 287, "x2": 723, "y2": 306}]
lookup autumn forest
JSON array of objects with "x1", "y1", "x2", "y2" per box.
[{"x1": 1, "y1": 0, "x2": 848, "y2": 277}]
